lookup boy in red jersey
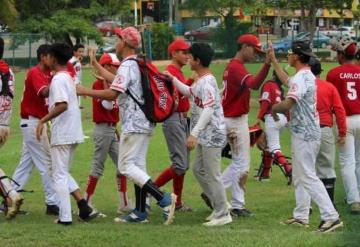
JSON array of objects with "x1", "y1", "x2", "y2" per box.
[
  {"x1": 84, "y1": 53, "x2": 132, "y2": 215},
  {"x1": 327, "y1": 36, "x2": 360, "y2": 214},
  {"x1": 255, "y1": 71, "x2": 292, "y2": 181},
  {"x1": 220, "y1": 34, "x2": 271, "y2": 217},
  {"x1": 154, "y1": 39, "x2": 194, "y2": 211}
]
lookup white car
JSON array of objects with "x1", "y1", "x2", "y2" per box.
[{"x1": 321, "y1": 26, "x2": 357, "y2": 40}]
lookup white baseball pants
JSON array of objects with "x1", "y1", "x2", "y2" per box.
[
  {"x1": 221, "y1": 115, "x2": 250, "y2": 209},
  {"x1": 51, "y1": 144, "x2": 80, "y2": 222},
  {"x1": 339, "y1": 114, "x2": 360, "y2": 204},
  {"x1": 291, "y1": 136, "x2": 339, "y2": 222},
  {"x1": 12, "y1": 117, "x2": 58, "y2": 205},
  {"x1": 117, "y1": 133, "x2": 150, "y2": 187},
  {"x1": 264, "y1": 113, "x2": 288, "y2": 153}
]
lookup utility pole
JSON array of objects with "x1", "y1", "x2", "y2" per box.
[
  {"x1": 134, "y1": 0, "x2": 138, "y2": 26},
  {"x1": 169, "y1": 0, "x2": 173, "y2": 27}
]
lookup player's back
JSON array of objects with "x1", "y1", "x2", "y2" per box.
[{"x1": 326, "y1": 63, "x2": 360, "y2": 116}]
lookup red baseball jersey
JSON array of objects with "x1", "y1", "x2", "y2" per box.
[
  {"x1": 166, "y1": 64, "x2": 193, "y2": 113},
  {"x1": 326, "y1": 63, "x2": 360, "y2": 116},
  {"x1": 20, "y1": 65, "x2": 51, "y2": 119},
  {"x1": 257, "y1": 80, "x2": 283, "y2": 120},
  {"x1": 92, "y1": 80, "x2": 119, "y2": 124},
  {"x1": 316, "y1": 78, "x2": 347, "y2": 137},
  {"x1": 222, "y1": 59, "x2": 252, "y2": 117}
]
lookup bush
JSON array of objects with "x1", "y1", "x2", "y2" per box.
[{"x1": 144, "y1": 23, "x2": 175, "y2": 60}]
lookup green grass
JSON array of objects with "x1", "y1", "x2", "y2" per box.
[{"x1": 1, "y1": 62, "x2": 359, "y2": 247}]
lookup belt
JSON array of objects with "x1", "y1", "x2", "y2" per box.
[
  {"x1": 320, "y1": 124, "x2": 331, "y2": 128},
  {"x1": 95, "y1": 122, "x2": 116, "y2": 127},
  {"x1": 21, "y1": 115, "x2": 40, "y2": 120}
]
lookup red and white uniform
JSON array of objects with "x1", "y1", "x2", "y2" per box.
[
  {"x1": 12, "y1": 65, "x2": 59, "y2": 207},
  {"x1": 221, "y1": 59, "x2": 270, "y2": 209},
  {"x1": 326, "y1": 63, "x2": 360, "y2": 204},
  {"x1": 257, "y1": 80, "x2": 290, "y2": 178}
]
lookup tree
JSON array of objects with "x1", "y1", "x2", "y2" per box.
[
  {"x1": 182, "y1": 0, "x2": 256, "y2": 57},
  {"x1": 0, "y1": 0, "x2": 18, "y2": 28},
  {"x1": 13, "y1": 0, "x2": 132, "y2": 46}
]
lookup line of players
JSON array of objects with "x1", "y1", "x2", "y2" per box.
[{"x1": 1, "y1": 28, "x2": 359, "y2": 231}]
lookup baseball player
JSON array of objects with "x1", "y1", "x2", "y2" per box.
[
  {"x1": 308, "y1": 58, "x2": 347, "y2": 206},
  {"x1": 36, "y1": 43, "x2": 97, "y2": 225},
  {"x1": 154, "y1": 39, "x2": 193, "y2": 212},
  {"x1": 270, "y1": 40, "x2": 343, "y2": 233},
  {"x1": 77, "y1": 27, "x2": 176, "y2": 224},
  {"x1": 69, "y1": 44, "x2": 84, "y2": 108},
  {"x1": 11, "y1": 44, "x2": 59, "y2": 215},
  {"x1": 220, "y1": 34, "x2": 271, "y2": 217},
  {"x1": 0, "y1": 36, "x2": 23, "y2": 219},
  {"x1": 255, "y1": 70, "x2": 292, "y2": 181},
  {"x1": 84, "y1": 53, "x2": 132, "y2": 215},
  {"x1": 326, "y1": 36, "x2": 360, "y2": 214},
  {"x1": 165, "y1": 43, "x2": 232, "y2": 226}
]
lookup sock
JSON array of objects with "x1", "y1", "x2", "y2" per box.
[
  {"x1": 173, "y1": 174, "x2": 184, "y2": 206},
  {"x1": 134, "y1": 184, "x2": 141, "y2": 211},
  {"x1": 261, "y1": 151, "x2": 273, "y2": 177},
  {"x1": 154, "y1": 167, "x2": 177, "y2": 187},
  {"x1": 85, "y1": 175, "x2": 98, "y2": 202},
  {"x1": 142, "y1": 179, "x2": 164, "y2": 202},
  {"x1": 139, "y1": 188, "x2": 147, "y2": 213},
  {"x1": 321, "y1": 178, "x2": 336, "y2": 204},
  {"x1": 117, "y1": 174, "x2": 128, "y2": 207}
]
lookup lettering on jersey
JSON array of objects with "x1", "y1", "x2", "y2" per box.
[
  {"x1": 340, "y1": 73, "x2": 360, "y2": 79},
  {"x1": 194, "y1": 96, "x2": 203, "y2": 108}
]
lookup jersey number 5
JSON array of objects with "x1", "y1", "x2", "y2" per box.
[{"x1": 347, "y1": 82, "x2": 357, "y2": 100}]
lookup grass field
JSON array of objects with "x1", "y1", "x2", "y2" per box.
[{"x1": 1, "y1": 62, "x2": 360, "y2": 247}]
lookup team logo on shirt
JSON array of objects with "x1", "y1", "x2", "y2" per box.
[{"x1": 261, "y1": 92, "x2": 269, "y2": 100}]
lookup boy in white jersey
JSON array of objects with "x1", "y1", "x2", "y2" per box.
[
  {"x1": 270, "y1": 40, "x2": 343, "y2": 233},
  {"x1": 36, "y1": 43, "x2": 97, "y2": 225},
  {"x1": 77, "y1": 27, "x2": 176, "y2": 224},
  {"x1": 165, "y1": 43, "x2": 232, "y2": 226}
]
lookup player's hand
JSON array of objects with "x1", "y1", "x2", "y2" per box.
[
  {"x1": 76, "y1": 85, "x2": 87, "y2": 96},
  {"x1": 189, "y1": 71, "x2": 198, "y2": 82},
  {"x1": 163, "y1": 71, "x2": 174, "y2": 82},
  {"x1": 36, "y1": 122, "x2": 44, "y2": 141},
  {"x1": 337, "y1": 136, "x2": 346, "y2": 146},
  {"x1": 271, "y1": 110, "x2": 279, "y2": 122},
  {"x1": 0, "y1": 126, "x2": 10, "y2": 146},
  {"x1": 88, "y1": 47, "x2": 97, "y2": 65},
  {"x1": 187, "y1": 135, "x2": 197, "y2": 150}
]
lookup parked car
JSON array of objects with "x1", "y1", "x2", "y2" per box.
[
  {"x1": 95, "y1": 21, "x2": 122, "y2": 37},
  {"x1": 297, "y1": 32, "x2": 330, "y2": 48},
  {"x1": 184, "y1": 25, "x2": 217, "y2": 41},
  {"x1": 321, "y1": 26, "x2": 356, "y2": 39},
  {"x1": 97, "y1": 42, "x2": 115, "y2": 54}
]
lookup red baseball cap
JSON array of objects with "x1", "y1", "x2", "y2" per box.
[
  {"x1": 99, "y1": 53, "x2": 120, "y2": 66},
  {"x1": 237, "y1": 34, "x2": 264, "y2": 53},
  {"x1": 168, "y1": 39, "x2": 190, "y2": 55},
  {"x1": 114, "y1": 27, "x2": 141, "y2": 49}
]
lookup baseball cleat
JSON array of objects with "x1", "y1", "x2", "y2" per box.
[
  {"x1": 203, "y1": 213, "x2": 232, "y2": 226},
  {"x1": 46, "y1": 204, "x2": 59, "y2": 216},
  {"x1": 5, "y1": 194, "x2": 24, "y2": 220},
  {"x1": 117, "y1": 202, "x2": 134, "y2": 215},
  {"x1": 316, "y1": 219, "x2": 343, "y2": 233},
  {"x1": 114, "y1": 210, "x2": 148, "y2": 223},
  {"x1": 230, "y1": 208, "x2": 253, "y2": 217},
  {"x1": 158, "y1": 192, "x2": 177, "y2": 225},
  {"x1": 54, "y1": 218, "x2": 72, "y2": 226},
  {"x1": 350, "y1": 202, "x2": 360, "y2": 214},
  {"x1": 280, "y1": 217, "x2": 309, "y2": 228},
  {"x1": 205, "y1": 211, "x2": 215, "y2": 221},
  {"x1": 175, "y1": 203, "x2": 193, "y2": 212}
]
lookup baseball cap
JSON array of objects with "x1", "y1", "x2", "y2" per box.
[
  {"x1": 289, "y1": 40, "x2": 316, "y2": 58},
  {"x1": 168, "y1": 39, "x2": 190, "y2": 55},
  {"x1": 330, "y1": 36, "x2": 358, "y2": 56},
  {"x1": 114, "y1": 27, "x2": 141, "y2": 49},
  {"x1": 308, "y1": 57, "x2": 322, "y2": 76},
  {"x1": 99, "y1": 53, "x2": 120, "y2": 66},
  {"x1": 237, "y1": 34, "x2": 264, "y2": 53}
]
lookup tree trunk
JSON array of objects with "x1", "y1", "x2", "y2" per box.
[
  {"x1": 308, "y1": 8, "x2": 317, "y2": 47},
  {"x1": 300, "y1": 2, "x2": 306, "y2": 32}
]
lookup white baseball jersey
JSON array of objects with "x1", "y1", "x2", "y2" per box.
[
  {"x1": 0, "y1": 69, "x2": 14, "y2": 125},
  {"x1": 286, "y1": 68, "x2": 320, "y2": 141},
  {"x1": 48, "y1": 71, "x2": 84, "y2": 146},
  {"x1": 69, "y1": 56, "x2": 81, "y2": 84},
  {"x1": 110, "y1": 55, "x2": 155, "y2": 134},
  {"x1": 189, "y1": 74, "x2": 226, "y2": 148}
]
